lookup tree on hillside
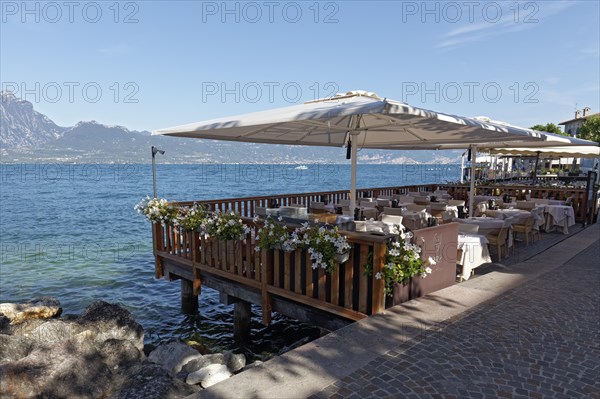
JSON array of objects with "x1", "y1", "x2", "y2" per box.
[
  {"x1": 530, "y1": 123, "x2": 566, "y2": 136},
  {"x1": 578, "y1": 115, "x2": 600, "y2": 145}
]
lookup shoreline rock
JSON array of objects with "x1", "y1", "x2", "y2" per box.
[
  {"x1": 0, "y1": 297, "x2": 62, "y2": 325},
  {"x1": 0, "y1": 298, "x2": 248, "y2": 398}
]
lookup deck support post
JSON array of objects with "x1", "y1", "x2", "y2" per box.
[
  {"x1": 233, "y1": 300, "x2": 252, "y2": 344},
  {"x1": 181, "y1": 279, "x2": 198, "y2": 313}
]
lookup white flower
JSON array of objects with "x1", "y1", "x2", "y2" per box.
[
  {"x1": 421, "y1": 272, "x2": 428, "y2": 278},
  {"x1": 375, "y1": 272, "x2": 382, "y2": 280},
  {"x1": 425, "y1": 267, "x2": 432, "y2": 274},
  {"x1": 427, "y1": 257, "x2": 437, "y2": 266}
]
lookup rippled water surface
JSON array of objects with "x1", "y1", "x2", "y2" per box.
[{"x1": 0, "y1": 163, "x2": 459, "y2": 358}]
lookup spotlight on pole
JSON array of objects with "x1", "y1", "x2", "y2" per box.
[{"x1": 152, "y1": 146, "x2": 165, "y2": 198}]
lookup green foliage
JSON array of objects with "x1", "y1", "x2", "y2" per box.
[
  {"x1": 134, "y1": 197, "x2": 179, "y2": 225},
  {"x1": 178, "y1": 203, "x2": 209, "y2": 231},
  {"x1": 205, "y1": 211, "x2": 250, "y2": 240},
  {"x1": 364, "y1": 231, "x2": 434, "y2": 297},
  {"x1": 578, "y1": 115, "x2": 600, "y2": 144},
  {"x1": 530, "y1": 123, "x2": 566, "y2": 136},
  {"x1": 292, "y1": 224, "x2": 351, "y2": 273},
  {"x1": 255, "y1": 217, "x2": 290, "y2": 250}
]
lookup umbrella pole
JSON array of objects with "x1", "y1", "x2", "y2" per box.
[
  {"x1": 350, "y1": 132, "x2": 359, "y2": 214},
  {"x1": 468, "y1": 145, "x2": 477, "y2": 218},
  {"x1": 460, "y1": 152, "x2": 465, "y2": 184},
  {"x1": 533, "y1": 151, "x2": 540, "y2": 184}
]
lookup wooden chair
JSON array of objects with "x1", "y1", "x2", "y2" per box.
[
  {"x1": 487, "y1": 223, "x2": 510, "y2": 260},
  {"x1": 513, "y1": 216, "x2": 535, "y2": 246}
]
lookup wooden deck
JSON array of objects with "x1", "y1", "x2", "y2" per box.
[{"x1": 150, "y1": 182, "x2": 597, "y2": 336}]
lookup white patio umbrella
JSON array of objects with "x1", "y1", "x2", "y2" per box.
[
  {"x1": 489, "y1": 146, "x2": 599, "y2": 158},
  {"x1": 154, "y1": 91, "x2": 595, "y2": 215}
]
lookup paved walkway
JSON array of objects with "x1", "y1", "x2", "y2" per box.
[{"x1": 193, "y1": 224, "x2": 599, "y2": 399}]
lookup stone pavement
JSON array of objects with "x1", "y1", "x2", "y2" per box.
[{"x1": 192, "y1": 224, "x2": 599, "y2": 399}]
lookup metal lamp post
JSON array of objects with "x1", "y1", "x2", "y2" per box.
[{"x1": 151, "y1": 146, "x2": 165, "y2": 198}]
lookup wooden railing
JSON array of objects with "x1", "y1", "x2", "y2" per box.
[
  {"x1": 152, "y1": 218, "x2": 388, "y2": 324},
  {"x1": 442, "y1": 184, "x2": 589, "y2": 222},
  {"x1": 174, "y1": 184, "x2": 439, "y2": 219}
]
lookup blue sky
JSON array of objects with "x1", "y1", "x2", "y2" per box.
[{"x1": 1, "y1": 0, "x2": 599, "y2": 132}]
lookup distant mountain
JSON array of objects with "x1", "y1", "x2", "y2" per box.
[
  {"x1": 1, "y1": 91, "x2": 67, "y2": 148},
  {"x1": 0, "y1": 91, "x2": 462, "y2": 164}
]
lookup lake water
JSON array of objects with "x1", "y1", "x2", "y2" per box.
[{"x1": 0, "y1": 163, "x2": 459, "y2": 358}]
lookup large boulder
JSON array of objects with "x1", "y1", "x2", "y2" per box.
[
  {"x1": 0, "y1": 300, "x2": 147, "y2": 398},
  {"x1": 112, "y1": 362, "x2": 198, "y2": 399},
  {"x1": 99, "y1": 339, "x2": 144, "y2": 369},
  {"x1": 181, "y1": 353, "x2": 225, "y2": 374},
  {"x1": 186, "y1": 363, "x2": 231, "y2": 388},
  {"x1": 181, "y1": 351, "x2": 246, "y2": 374},
  {"x1": 0, "y1": 334, "x2": 36, "y2": 363},
  {"x1": 0, "y1": 338, "x2": 115, "y2": 399},
  {"x1": 0, "y1": 297, "x2": 62, "y2": 324},
  {"x1": 147, "y1": 341, "x2": 202, "y2": 373},
  {"x1": 77, "y1": 301, "x2": 144, "y2": 351}
]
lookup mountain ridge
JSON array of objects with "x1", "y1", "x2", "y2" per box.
[{"x1": 0, "y1": 91, "x2": 462, "y2": 164}]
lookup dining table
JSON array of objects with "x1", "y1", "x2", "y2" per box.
[
  {"x1": 485, "y1": 208, "x2": 531, "y2": 222},
  {"x1": 543, "y1": 205, "x2": 575, "y2": 234},
  {"x1": 401, "y1": 210, "x2": 432, "y2": 231},
  {"x1": 457, "y1": 233, "x2": 492, "y2": 280},
  {"x1": 453, "y1": 216, "x2": 514, "y2": 247}
]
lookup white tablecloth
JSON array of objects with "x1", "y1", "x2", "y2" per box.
[
  {"x1": 457, "y1": 234, "x2": 492, "y2": 280},
  {"x1": 486, "y1": 209, "x2": 531, "y2": 223},
  {"x1": 454, "y1": 217, "x2": 513, "y2": 247},
  {"x1": 427, "y1": 205, "x2": 459, "y2": 220},
  {"x1": 544, "y1": 205, "x2": 575, "y2": 234},
  {"x1": 401, "y1": 211, "x2": 431, "y2": 230}
]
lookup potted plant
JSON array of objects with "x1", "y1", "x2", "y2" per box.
[
  {"x1": 205, "y1": 210, "x2": 250, "y2": 241},
  {"x1": 135, "y1": 196, "x2": 179, "y2": 225},
  {"x1": 178, "y1": 203, "x2": 209, "y2": 232},
  {"x1": 290, "y1": 223, "x2": 351, "y2": 273},
  {"x1": 364, "y1": 230, "x2": 435, "y2": 300},
  {"x1": 255, "y1": 216, "x2": 291, "y2": 251}
]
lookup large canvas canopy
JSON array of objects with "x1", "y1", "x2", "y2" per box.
[
  {"x1": 154, "y1": 91, "x2": 597, "y2": 214},
  {"x1": 489, "y1": 146, "x2": 600, "y2": 158},
  {"x1": 155, "y1": 91, "x2": 559, "y2": 148}
]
